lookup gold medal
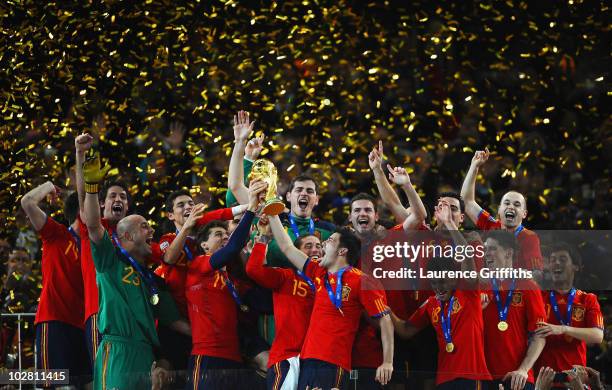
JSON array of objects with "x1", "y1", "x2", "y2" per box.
[
  {"x1": 445, "y1": 342, "x2": 454, "y2": 353},
  {"x1": 240, "y1": 304, "x2": 249, "y2": 312},
  {"x1": 497, "y1": 321, "x2": 509, "y2": 331},
  {"x1": 150, "y1": 294, "x2": 159, "y2": 305}
]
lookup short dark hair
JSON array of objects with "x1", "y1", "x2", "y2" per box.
[
  {"x1": 426, "y1": 256, "x2": 459, "y2": 273},
  {"x1": 196, "y1": 220, "x2": 228, "y2": 244},
  {"x1": 548, "y1": 241, "x2": 582, "y2": 267},
  {"x1": 63, "y1": 191, "x2": 80, "y2": 225},
  {"x1": 288, "y1": 174, "x2": 318, "y2": 193},
  {"x1": 295, "y1": 234, "x2": 320, "y2": 249},
  {"x1": 485, "y1": 230, "x2": 518, "y2": 257},
  {"x1": 99, "y1": 180, "x2": 131, "y2": 205},
  {"x1": 437, "y1": 191, "x2": 465, "y2": 213},
  {"x1": 350, "y1": 193, "x2": 377, "y2": 212},
  {"x1": 165, "y1": 190, "x2": 192, "y2": 212},
  {"x1": 336, "y1": 228, "x2": 361, "y2": 266}
]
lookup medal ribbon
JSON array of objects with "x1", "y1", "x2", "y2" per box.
[
  {"x1": 550, "y1": 288, "x2": 576, "y2": 326},
  {"x1": 438, "y1": 295, "x2": 455, "y2": 345},
  {"x1": 288, "y1": 214, "x2": 315, "y2": 238},
  {"x1": 324, "y1": 266, "x2": 350, "y2": 311},
  {"x1": 175, "y1": 229, "x2": 194, "y2": 261},
  {"x1": 491, "y1": 278, "x2": 516, "y2": 324},
  {"x1": 112, "y1": 233, "x2": 159, "y2": 302},
  {"x1": 68, "y1": 226, "x2": 81, "y2": 256},
  {"x1": 222, "y1": 270, "x2": 246, "y2": 308},
  {"x1": 295, "y1": 269, "x2": 316, "y2": 293},
  {"x1": 514, "y1": 225, "x2": 524, "y2": 237}
]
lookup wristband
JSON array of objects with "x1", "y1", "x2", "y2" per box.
[{"x1": 85, "y1": 182, "x2": 99, "y2": 193}]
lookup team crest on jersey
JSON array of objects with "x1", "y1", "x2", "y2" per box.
[
  {"x1": 511, "y1": 292, "x2": 523, "y2": 306},
  {"x1": 342, "y1": 285, "x2": 351, "y2": 301},
  {"x1": 572, "y1": 306, "x2": 585, "y2": 322},
  {"x1": 160, "y1": 241, "x2": 170, "y2": 251},
  {"x1": 451, "y1": 299, "x2": 461, "y2": 314}
]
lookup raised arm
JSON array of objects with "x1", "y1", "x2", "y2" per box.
[
  {"x1": 75, "y1": 133, "x2": 94, "y2": 219},
  {"x1": 163, "y1": 203, "x2": 206, "y2": 265},
  {"x1": 388, "y1": 165, "x2": 427, "y2": 230},
  {"x1": 82, "y1": 152, "x2": 110, "y2": 244},
  {"x1": 460, "y1": 148, "x2": 489, "y2": 224},
  {"x1": 20, "y1": 181, "x2": 57, "y2": 231},
  {"x1": 269, "y1": 215, "x2": 308, "y2": 271},
  {"x1": 369, "y1": 141, "x2": 410, "y2": 223},
  {"x1": 208, "y1": 180, "x2": 265, "y2": 270},
  {"x1": 245, "y1": 217, "x2": 286, "y2": 289},
  {"x1": 435, "y1": 201, "x2": 478, "y2": 285},
  {"x1": 227, "y1": 110, "x2": 254, "y2": 205}
]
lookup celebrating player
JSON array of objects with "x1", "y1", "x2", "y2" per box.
[
  {"x1": 480, "y1": 230, "x2": 547, "y2": 390},
  {"x1": 185, "y1": 180, "x2": 265, "y2": 389},
  {"x1": 534, "y1": 242, "x2": 604, "y2": 372},
  {"x1": 81, "y1": 152, "x2": 189, "y2": 389},
  {"x1": 460, "y1": 149, "x2": 542, "y2": 270},
  {"x1": 269, "y1": 214, "x2": 394, "y2": 389},
  {"x1": 20, "y1": 184, "x2": 89, "y2": 386},
  {"x1": 245, "y1": 215, "x2": 315, "y2": 390}
]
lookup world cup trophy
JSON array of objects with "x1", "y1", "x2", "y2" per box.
[{"x1": 248, "y1": 159, "x2": 285, "y2": 215}]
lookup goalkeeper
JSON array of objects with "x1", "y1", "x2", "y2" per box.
[{"x1": 81, "y1": 150, "x2": 190, "y2": 389}]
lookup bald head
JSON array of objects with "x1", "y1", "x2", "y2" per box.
[
  {"x1": 117, "y1": 215, "x2": 145, "y2": 238},
  {"x1": 498, "y1": 191, "x2": 527, "y2": 229},
  {"x1": 115, "y1": 214, "x2": 154, "y2": 263}
]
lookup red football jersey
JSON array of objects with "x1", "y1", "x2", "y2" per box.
[
  {"x1": 185, "y1": 253, "x2": 242, "y2": 361},
  {"x1": 536, "y1": 289, "x2": 604, "y2": 372},
  {"x1": 476, "y1": 209, "x2": 542, "y2": 270},
  {"x1": 35, "y1": 217, "x2": 85, "y2": 328},
  {"x1": 246, "y1": 242, "x2": 314, "y2": 367},
  {"x1": 482, "y1": 280, "x2": 546, "y2": 382},
  {"x1": 79, "y1": 216, "x2": 116, "y2": 323},
  {"x1": 300, "y1": 260, "x2": 389, "y2": 371},
  {"x1": 155, "y1": 234, "x2": 198, "y2": 317},
  {"x1": 409, "y1": 289, "x2": 492, "y2": 385},
  {"x1": 351, "y1": 319, "x2": 383, "y2": 368},
  {"x1": 155, "y1": 207, "x2": 234, "y2": 317}
]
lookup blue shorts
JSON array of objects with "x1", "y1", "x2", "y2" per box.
[
  {"x1": 35, "y1": 321, "x2": 90, "y2": 386},
  {"x1": 297, "y1": 358, "x2": 349, "y2": 390},
  {"x1": 186, "y1": 355, "x2": 243, "y2": 390},
  {"x1": 84, "y1": 314, "x2": 101, "y2": 371},
  {"x1": 267, "y1": 360, "x2": 290, "y2": 390}
]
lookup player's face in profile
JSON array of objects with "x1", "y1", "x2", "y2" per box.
[
  {"x1": 202, "y1": 227, "x2": 229, "y2": 255},
  {"x1": 350, "y1": 199, "x2": 378, "y2": 235},
  {"x1": 549, "y1": 249, "x2": 576, "y2": 284},
  {"x1": 484, "y1": 238, "x2": 512, "y2": 270},
  {"x1": 320, "y1": 233, "x2": 340, "y2": 268},
  {"x1": 498, "y1": 191, "x2": 527, "y2": 228},
  {"x1": 430, "y1": 277, "x2": 456, "y2": 302},
  {"x1": 169, "y1": 195, "x2": 195, "y2": 227},
  {"x1": 437, "y1": 197, "x2": 464, "y2": 228},
  {"x1": 102, "y1": 185, "x2": 129, "y2": 221},
  {"x1": 298, "y1": 235, "x2": 322, "y2": 259},
  {"x1": 287, "y1": 180, "x2": 318, "y2": 218}
]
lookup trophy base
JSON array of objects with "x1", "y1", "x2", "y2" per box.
[{"x1": 263, "y1": 199, "x2": 285, "y2": 216}]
